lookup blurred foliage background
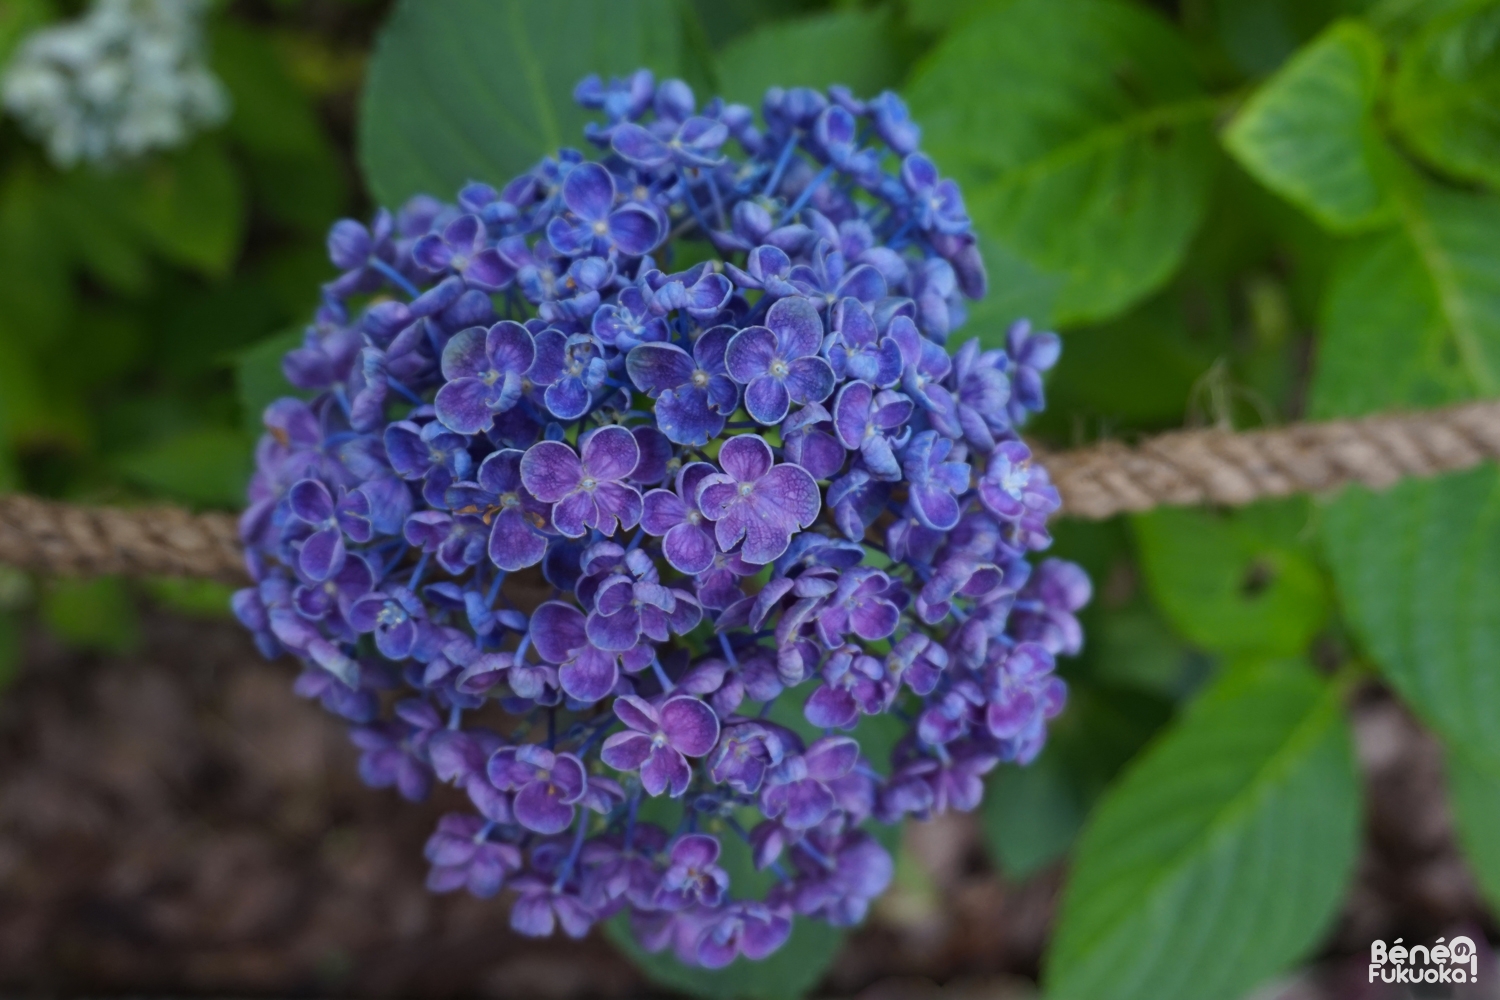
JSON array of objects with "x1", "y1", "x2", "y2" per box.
[{"x1": 3, "y1": 1, "x2": 1500, "y2": 998}]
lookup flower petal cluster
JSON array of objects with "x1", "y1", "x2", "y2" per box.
[
  {"x1": 235, "y1": 70, "x2": 1087, "y2": 968},
  {"x1": 2, "y1": 0, "x2": 228, "y2": 167}
]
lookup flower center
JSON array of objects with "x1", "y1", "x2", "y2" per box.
[
  {"x1": 451, "y1": 253, "x2": 469, "y2": 271},
  {"x1": 1001, "y1": 461, "x2": 1030, "y2": 498},
  {"x1": 691, "y1": 369, "x2": 710, "y2": 388},
  {"x1": 769, "y1": 358, "x2": 789, "y2": 378},
  {"x1": 738, "y1": 482, "x2": 754, "y2": 497},
  {"x1": 593, "y1": 219, "x2": 609, "y2": 236},
  {"x1": 686, "y1": 510, "x2": 702, "y2": 525},
  {"x1": 651, "y1": 732, "x2": 669, "y2": 750},
  {"x1": 581, "y1": 477, "x2": 598, "y2": 491}
]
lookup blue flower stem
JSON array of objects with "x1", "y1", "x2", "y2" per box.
[
  {"x1": 717, "y1": 633, "x2": 739, "y2": 668},
  {"x1": 448, "y1": 704, "x2": 463, "y2": 730},
  {"x1": 797, "y1": 839, "x2": 837, "y2": 871},
  {"x1": 681, "y1": 174, "x2": 715, "y2": 237},
  {"x1": 553, "y1": 808, "x2": 591, "y2": 890},
  {"x1": 407, "y1": 551, "x2": 430, "y2": 589},
  {"x1": 651, "y1": 656, "x2": 676, "y2": 693},
  {"x1": 370, "y1": 258, "x2": 423, "y2": 299},
  {"x1": 706, "y1": 171, "x2": 728, "y2": 227},
  {"x1": 623, "y1": 791, "x2": 641, "y2": 851},
  {"x1": 386, "y1": 377, "x2": 425, "y2": 405},
  {"x1": 781, "y1": 164, "x2": 835, "y2": 223},
  {"x1": 486, "y1": 570, "x2": 506, "y2": 608},
  {"x1": 763, "y1": 137, "x2": 799, "y2": 196}
]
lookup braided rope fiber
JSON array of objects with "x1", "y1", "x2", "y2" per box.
[{"x1": 4, "y1": 399, "x2": 1499, "y2": 583}]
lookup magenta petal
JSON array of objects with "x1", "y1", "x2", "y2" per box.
[
  {"x1": 514, "y1": 782, "x2": 574, "y2": 834},
  {"x1": 725, "y1": 325, "x2": 777, "y2": 383},
  {"x1": 440, "y1": 326, "x2": 489, "y2": 381},
  {"x1": 660, "y1": 696, "x2": 720, "y2": 757},
  {"x1": 520, "y1": 441, "x2": 583, "y2": 502},
  {"x1": 641, "y1": 488, "x2": 688, "y2": 535},
  {"x1": 766, "y1": 295, "x2": 822, "y2": 358},
  {"x1": 613, "y1": 693, "x2": 659, "y2": 732},
  {"x1": 530, "y1": 601, "x2": 588, "y2": 663},
  {"x1": 641, "y1": 746, "x2": 691, "y2": 797},
  {"x1": 744, "y1": 376, "x2": 791, "y2": 425},
  {"x1": 591, "y1": 481, "x2": 643, "y2": 535},
  {"x1": 805, "y1": 736, "x2": 859, "y2": 780},
  {"x1": 663, "y1": 523, "x2": 715, "y2": 574},
  {"x1": 588, "y1": 607, "x2": 643, "y2": 651},
  {"x1": 489, "y1": 508, "x2": 546, "y2": 571},
  {"x1": 805, "y1": 683, "x2": 859, "y2": 729},
  {"x1": 717, "y1": 435, "x2": 774, "y2": 483},
  {"x1": 601, "y1": 731, "x2": 654, "y2": 772},
  {"x1": 560, "y1": 646, "x2": 618, "y2": 703},
  {"x1": 581, "y1": 425, "x2": 640, "y2": 481}
]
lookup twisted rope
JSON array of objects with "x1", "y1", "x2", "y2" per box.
[{"x1": 4, "y1": 400, "x2": 1499, "y2": 584}]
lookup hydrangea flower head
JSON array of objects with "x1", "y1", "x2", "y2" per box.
[
  {"x1": 2, "y1": 0, "x2": 228, "y2": 167},
  {"x1": 236, "y1": 71, "x2": 1086, "y2": 968}
]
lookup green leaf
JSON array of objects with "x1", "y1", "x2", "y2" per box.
[
  {"x1": 903, "y1": 0, "x2": 1008, "y2": 33},
  {"x1": 961, "y1": 235, "x2": 1063, "y2": 350},
  {"x1": 213, "y1": 23, "x2": 347, "y2": 232},
  {"x1": 906, "y1": 0, "x2": 1218, "y2": 325},
  {"x1": 115, "y1": 426, "x2": 252, "y2": 507},
  {"x1": 359, "y1": 0, "x2": 695, "y2": 207},
  {"x1": 124, "y1": 140, "x2": 245, "y2": 278},
  {"x1": 1046, "y1": 661, "x2": 1361, "y2": 1000},
  {"x1": 1309, "y1": 178, "x2": 1500, "y2": 415},
  {"x1": 142, "y1": 576, "x2": 236, "y2": 619},
  {"x1": 1389, "y1": 0, "x2": 1500, "y2": 190},
  {"x1": 1132, "y1": 498, "x2": 1329, "y2": 658},
  {"x1": 1191, "y1": 0, "x2": 1379, "y2": 78},
  {"x1": 236, "y1": 327, "x2": 311, "y2": 435},
  {"x1": 1311, "y1": 176, "x2": 1500, "y2": 766},
  {"x1": 1223, "y1": 20, "x2": 1397, "y2": 233},
  {"x1": 715, "y1": 8, "x2": 902, "y2": 105},
  {"x1": 0, "y1": 0, "x2": 53, "y2": 66},
  {"x1": 41, "y1": 576, "x2": 140, "y2": 654},
  {"x1": 1323, "y1": 468, "x2": 1500, "y2": 764},
  {"x1": 983, "y1": 683, "x2": 1172, "y2": 877},
  {"x1": 1443, "y1": 741, "x2": 1500, "y2": 911}
]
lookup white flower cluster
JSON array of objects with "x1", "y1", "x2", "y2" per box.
[{"x1": 2, "y1": 0, "x2": 228, "y2": 167}]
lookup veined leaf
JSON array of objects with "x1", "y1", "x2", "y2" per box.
[
  {"x1": 359, "y1": 0, "x2": 695, "y2": 206},
  {"x1": 715, "y1": 8, "x2": 902, "y2": 105},
  {"x1": 1224, "y1": 20, "x2": 1397, "y2": 233},
  {"x1": 1046, "y1": 661, "x2": 1360, "y2": 1000},
  {"x1": 1443, "y1": 742, "x2": 1500, "y2": 911},
  {"x1": 1390, "y1": 0, "x2": 1500, "y2": 190},
  {"x1": 1314, "y1": 177, "x2": 1500, "y2": 765},
  {"x1": 905, "y1": 0, "x2": 1218, "y2": 325},
  {"x1": 1132, "y1": 498, "x2": 1329, "y2": 658}
]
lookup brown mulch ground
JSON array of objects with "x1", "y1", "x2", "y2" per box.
[{"x1": 0, "y1": 611, "x2": 1492, "y2": 999}]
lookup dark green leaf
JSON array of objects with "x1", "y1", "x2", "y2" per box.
[
  {"x1": 41, "y1": 576, "x2": 140, "y2": 654},
  {"x1": 1443, "y1": 741, "x2": 1500, "y2": 911},
  {"x1": 903, "y1": 0, "x2": 1009, "y2": 33},
  {"x1": 715, "y1": 8, "x2": 902, "y2": 105},
  {"x1": 143, "y1": 577, "x2": 236, "y2": 618},
  {"x1": 1390, "y1": 0, "x2": 1500, "y2": 190},
  {"x1": 124, "y1": 140, "x2": 246, "y2": 278},
  {"x1": 0, "y1": 611, "x2": 18, "y2": 692},
  {"x1": 214, "y1": 23, "x2": 347, "y2": 232},
  {"x1": 906, "y1": 0, "x2": 1218, "y2": 325},
  {"x1": 115, "y1": 426, "x2": 252, "y2": 508},
  {"x1": 359, "y1": 0, "x2": 694, "y2": 206},
  {"x1": 1223, "y1": 20, "x2": 1397, "y2": 232},
  {"x1": 692, "y1": 0, "x2": 821, "y2": 48},
  {"x1": 1323, "y1": 468, "x2": 1500, "y2": 765},
  {"x1": 1189, "y1": 0, "x2": 1379, "y2": 78},
  {"x1": 1132, "y1": 498, "x2": 1329, "y2": 658},
  {"x1": 961, "y1": 235, "x2": 1063, "y2": 350},
  {"x1": 1046, "y1": 660, "x2": 1360, "y2": 1000}
]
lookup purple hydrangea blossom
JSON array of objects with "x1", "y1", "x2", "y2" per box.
[{"x1": 236, "y1": 71, "x2": 1088, "y2": 971}]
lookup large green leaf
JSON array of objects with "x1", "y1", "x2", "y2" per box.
[
  {"x1": 905, "y1": 0, "x2": 1218, "y2": 325},
  {"x1": 1193, "y1": 0, "x2": 1381, "y2": 78},
  {"x1": 1389, "y1": 0, "x2": 1500, "y2": 190},
  {"x1": 1443, "y1": 742, "x2": 1500, "y2": 911},
  {"x1": 1132, "y1": 499, "x2": 1329, "y2": 658},
  {"x1": 1224, "y1": 20, "x2": 1397, "y2": 233},
  {"x1": 236, "y1": 327, "x2": 306, "y2": 435},
  {"x1": 715, "y1": 8, "x2": 902, "y2": 105},
  {"x1": 1323, "y1": 469, "x2": 1500, "y2": 763},
  {"x1": 359, "y1": 0, "x2": 695, "y2": 207},
  {"x1": 1046, "y1": 661, "x2": 1360, "y2": 1000},
  {"x1": 124, "y1": 140, "x2": 246, "y2": 279},
  {"x1": 115, "y1": 426, "x2": 253, "y2": 508},
  {"x1": 41, "y1": 576, "x2": 140, "y2": 655},
  {"x1": 1312, "y1": 177, "x2": 1500, "y2": 757}
]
